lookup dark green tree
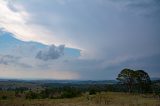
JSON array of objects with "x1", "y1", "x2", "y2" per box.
[
  {"x1": 135, "y1": 70, "x2": 151, "y2": 93},
  {"x1": 117, "y1": 68, "x2": 135, "y2": 93},
  {"x1": 117, "y1": 68, "x2": 151, "y2": 93}
]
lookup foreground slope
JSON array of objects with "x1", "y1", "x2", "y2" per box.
[{"x1": 0, "y1": 92, "x2": 159, "y2": 106}]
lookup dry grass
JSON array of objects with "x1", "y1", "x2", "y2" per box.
[{"x1": 0, "y1": 92, "x2": 160, "y2": 106}]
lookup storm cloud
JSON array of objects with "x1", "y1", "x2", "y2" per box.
[{"x1": 0, "y1": 0, "x2": 160, "y2": 80}]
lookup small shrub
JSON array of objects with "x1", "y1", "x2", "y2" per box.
[
  {"x1": 25, "y1": 91, "x2": 38, "y2": 99},
  {"x1": 1, "y1": 95, "x2": 7, "y2": 100},
  {"x1": 89, "y1": 89, "x2": 96, "y2": 95}
]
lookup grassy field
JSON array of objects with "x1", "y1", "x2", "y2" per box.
[{"x1": 0, "y1": 92, "x2": 159, "y2": 106}]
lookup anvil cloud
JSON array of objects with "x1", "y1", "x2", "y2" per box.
[{"x1": 0, "y1": 0, "x2": 160, "y2": 80}]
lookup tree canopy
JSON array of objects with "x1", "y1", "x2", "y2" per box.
[{"x1": 117, "y1": 68, "x2": 151, "y2": 93}]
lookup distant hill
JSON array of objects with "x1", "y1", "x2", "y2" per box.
[
  {"x1": 0, "y1": 79, "x2": 117, "y2": 84},
  {"x1": 151, "y1": 77, "x2": 160, "y2": 80}
]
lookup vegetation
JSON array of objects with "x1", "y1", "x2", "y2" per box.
[
  {"x1": 117, "y1": 68, "x2": 151, "y2": 93},
  {"x1": 0, "y1": 68, "x2": 160, "y2": 106},
  {"x1": 0, "y1": 92, "x2": 160, "y2": 106},
  {"x1": 25, "y1": 86, "x2": 81, "y2": 99}
]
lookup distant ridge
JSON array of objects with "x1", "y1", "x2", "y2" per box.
[{"x1": 0, "y1": 78, "x2": 117, "y2": 84}]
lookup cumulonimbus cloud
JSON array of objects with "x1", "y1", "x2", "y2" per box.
[{"x1": 0, "y1": 0, "x2": 160, "y2": 80}]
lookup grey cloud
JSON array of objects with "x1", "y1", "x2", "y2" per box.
[
  {"x1": 126, "y1": 0, "x2": 160, "y2": 17},
  {"x1": 109, "y1": 0, "x2": 160, "y2": 18},
  {"x1": 0, "y1": 54, "x2": 32, "y2": 68},
  {"x1": 0, "y1": 55, "x2": 20, "y2": 65},
  {"x1": 0, "y1": 0, "x2": 160, "y2": 80},
  {"x1": 36, "y1": 44, "x2": 65, "y2": 61},
  {"x1": 7, "y1": 0, "x2": 18, "y2": 12},
  {"x1": 127, "y1": 0, "x2": 160, "y2": 9}
]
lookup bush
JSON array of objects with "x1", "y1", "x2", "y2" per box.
[
  {"x1": 1, "y1": 95, "x2": 7, "y2": 100},
  {"x1": 25, "y1": 87, "x2": 82, "y2": 99},
  {"x1": 61, "y1": 87, "x2": 81, "y2": 98},
  {"x1": 25, "y1": 91, "x2": 38, "y2": 99},
  {"x1": 89, "y1": 89, "x2": 96, "y2": 95}
]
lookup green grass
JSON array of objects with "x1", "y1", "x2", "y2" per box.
[{"x1": 0, "y1": 92, "x2": 160, "y2": 106}]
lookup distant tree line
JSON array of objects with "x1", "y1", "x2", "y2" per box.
[{"x1": 25, "y1": 86, "x2": 82, "y2": 99}]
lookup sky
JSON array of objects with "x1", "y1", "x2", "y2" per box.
[{"x1": 0, "y1": 0, "x2": 160, "y2": 80}]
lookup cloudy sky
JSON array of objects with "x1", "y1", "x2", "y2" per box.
[{"x1": 0, "y1": 0, "x2": 160, "y2": 80}]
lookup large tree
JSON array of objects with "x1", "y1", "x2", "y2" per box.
[
  {"x1": 117, "y1": 68, "x2": 135, "y2": 93},
  {"x1": 135, "y1": 70, "x2": 151, "y2": 93},
  {"x1": 117, "y1": 68, "x2": 151, "y2": 93}
]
